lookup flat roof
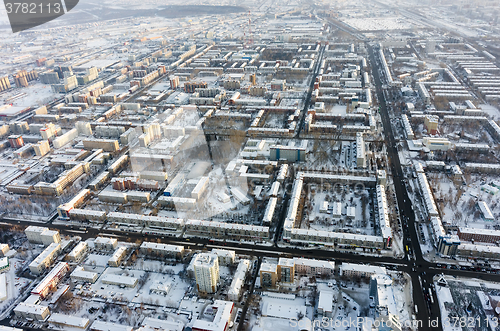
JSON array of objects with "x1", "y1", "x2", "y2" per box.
[
  {"x1": 141, "y1": 318, "x2": 184, "y2": 331},
  {"x1": 341, "y1": 263, "x2": 386, "y2": 274},
  {"x1": 318, "y1": 291, "x2": 334, "y2": 312},
  {"x1": 49, "y1": 313, "x2": 89, "y2": 328},
  {"x1": 90, "y1": 320, "x2": 133, "y2": 331},
  {"x1": 260, "y1": 262, "x2": 277, "y2": 273},
  {"x1": 71, "y1": 266, "x2": 98, "y2": 280},
  {"x1": 192, "y1": 300, "x2": 233, "y2": 331},
  {"x1": 101, "y1": 274, "x2": 138, "y2": 286}
]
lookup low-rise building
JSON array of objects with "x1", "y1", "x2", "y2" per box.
[
  {"x1": 67, "y1": 242, "x2": 88, "y2": 262},
  {"x1": 29, "y1": 243, "x2": 61, "y2": 275},
  {"x1": 192, "y1": 300, "x2": 235, "y2": 331},
  {"x1": 149, "y1": 281, "x2": 171, "y2": 296},
  {"x1": 294, "y1": 258, "x2": 335, "y2": 276},
  {"x1": 457, "y1": 227, "x2": 500, "y2": 243},
  {"x1": 48, "y1": 313, "x2": 90, "y2": 330},
  {"x1": 31, "y1": 262, "x2": 69, "y2": 299},
  {"x1": 0, "y1": 244, "x2": 9, "y2": 257},
  {"x1": 139, "y1": 242, "x2": 184, "y2": 258},
  {"x1": 318, "y1": 291, "x2": 334, "y2": 317},
  {"x1": 90, "y1": 321, "x2": 133, "y2": 331},
  {"x1": 25, "y1": 226, "x2": 61, "y2": 246},
  {"x1": 211, "y1": 249, "x2": 236, "y2": 265},
  {"x1": 14, "y1": 302, "x2": 50, "y2": 321},
  {"x1": 94, "y1": 237, "x2": 118, "y2": 251},
  {"x1": 108, "y1": 247, "x2": 127, "y2": 267},
  {"x1": 339, "y1": 263, "x2": 386, "y2": 278},
  {"x1": 227, "y1": 259, "x2": 251, "y2": 301},
  {"x1": 70, "y1": 266, "x2": 98, "y2": 283},
  {"x1": 0, "y1": 257, "x2": 9, "y2": 273}
]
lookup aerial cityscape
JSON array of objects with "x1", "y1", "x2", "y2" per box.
[{"x1": 0, "y1": 0, "x2": 500, "y2": 330}]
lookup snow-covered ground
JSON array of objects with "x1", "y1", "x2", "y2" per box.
[
  {"x1": 434, "y1": 275, "x2": 500, "y2": 331},
  {"x1": 0, "y1": 258, "x2": 32, "y2": 316}
]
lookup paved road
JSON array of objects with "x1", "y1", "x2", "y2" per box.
[{"x1": 368, "y1": 44, "x2": 442, "y2": 330}]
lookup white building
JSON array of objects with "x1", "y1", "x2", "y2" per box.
[
  {"x1": 211, "y1": 249, "x2": 236, "y2": 265},
  {"x1": 370, "y1": 274, "x2": 402, "y2": 331},
  {"x1": 422, "y1": 137, "x2": 451, "y2": 151},
  {"x1": 94, "y1": 237, "x2": 118, "y2": 251},
  {"x1": 48, "y1": 313, "x2": 90, "y2": 330},
  {"x1": 29, "y1": 243, "x2": 61, "y2": 275},
  {"x1": 70, "y1": 266, "x2": 98, "y2": 283},
  {"x1": 25, "y1": 226, "x2": 61, "y2": 246},
  {"x1": 193, "y1": 253, "x2": 220, "y2": 293},
  {"x1": 478, "y1": 201, "x2": 494, "y2": 221},
  {"x1": 401, "y1": 114, "x2": 414, "y2": 139},
  {"x1": 14, "y1": 302, "x2": 50, "y2": 321},
  {"x1": 138, "y1": 318, "x2": 183, "y2": 331},
  {"x1": 90, "y1": 321, "x2": 133, "y2": 331},
  {"x1": 294, "y1": 258, "x2": 335, "y2": 276},
  {"x1": 185, "y1": 220, "x2": 269, "y2": 240},
  {"x1": 376, "y1": 185, "x2": 393, "y2": 248},
  {"x1": 228, "y1": 259, "x2": 251, "y2": 301},
  {"x1": 108, "y1": 247, "x2": 127, "y2": 267},
  {"x1": 101, "y1": 274, "x2": 138, "y2": 288},
  {"x1": 149, "y1": 281, "x2": 171, "y2": 296},
  {"x1": 139, "y1": 242, "x2": 184, "y2": 258},
  {"x1": 262, "y1": 197, "x2": 277, "y2": 225},
  {"x1": 318, "y1": 291, "x2": 334, "y2": 317},
  {"x1": 31, "y1": 262, "x2": 69, "y2": 299},
  {"x1": 67, "y1": 242, "x2": 88, "y2": 262},
  {"x1": 192, "y1": 300, "x2": 234, "y2": 331},
  {"x1": 191, "y1": 176, "x2": 210, "y2": 199},
  {"x1": 339, "y1": 263, "x2": 386, "y2": 278},
  {"x1": 0, "y1": 274, "x2": 7, "y2": 301},
  {"x1": 0, "y1": 326, "x2": 22, "y2": 331},
  {"x1": 417, "y1": 172, "x2": 439, "y2": 218}
]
